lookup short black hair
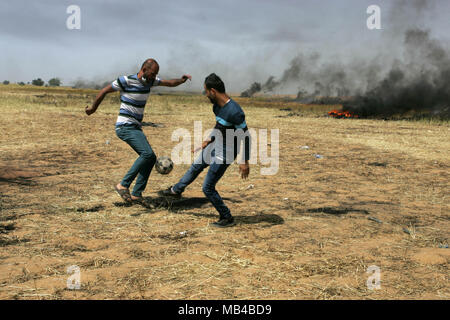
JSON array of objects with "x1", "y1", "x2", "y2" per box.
[{"x1": 204, "y1": 73, "x2": 225, "y2": 93}]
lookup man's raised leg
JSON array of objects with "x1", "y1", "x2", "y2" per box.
[{"x1": 158, "y1": 148, "x2": 211, "y2": 197}]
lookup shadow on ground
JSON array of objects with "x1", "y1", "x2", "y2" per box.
[
  {"x1": 234, "y1": 213, "x2": 284, "y2": 226},
  {"x1": 301, "y1": 206, "x2": 370, "y2": 216},
  {"x1": 115, "y1": 196, "x2": 241, "y2": 212},
  {"x1": 0, "y1": 177, "x2": 36, "y2": 186},
  {"x1": 120, "y1": 196, "x2": 284, "y2": 226}
]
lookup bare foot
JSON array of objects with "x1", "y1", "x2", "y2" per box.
[
  {"x1": 131, "y1": 195, "x2": 142, "y2": 201},
  {"x1": 116, "y1": 183, "x2": 128, "y2": 191}
]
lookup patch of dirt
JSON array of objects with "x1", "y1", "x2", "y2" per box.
[
  {"x1": 0, "y1": 167, "x2": 41, "y2": 185},
  {"x1": 411, "y1": 248, "x2": 450, "y2": 265},
  {"x1": 0, "y1": 89, "x2": 448, "y2": 299}
]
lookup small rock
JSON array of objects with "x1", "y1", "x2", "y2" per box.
[
  {"x1": 283, "y1": 197, "x2": 289, "y2": 201},
  {"x1": 300, "y1": 146, "x2": 310, "y2": 150},
  {"x1": 106, "y1": 140, "x2": 110, "y2": 145},
  {"x1": 246, "y1": 184, "x2": 254, "y2": 190}
]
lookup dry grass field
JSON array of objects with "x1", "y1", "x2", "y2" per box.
[{"x1": 0, "y1": 84, "x2": 449, "y2": 299}]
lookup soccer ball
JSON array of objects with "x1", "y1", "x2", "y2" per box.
[{"x1": 155, "y1": 156, "x2": 174, "y2": 175}]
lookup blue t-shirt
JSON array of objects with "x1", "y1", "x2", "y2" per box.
[{"x1": 210, "y1": 99, "x2": 250, "y2": 162}]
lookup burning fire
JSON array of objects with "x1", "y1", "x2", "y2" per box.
[{"x1": 328, "y1": 109, "x2": 359, "y2": 118}]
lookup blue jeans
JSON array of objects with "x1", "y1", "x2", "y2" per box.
[
  {"x1": 172, "y1": 148, "x2": 232, "y2": 219},
  {"x1": 115, "y1": 124, "x2": 156, "y2": 197}
]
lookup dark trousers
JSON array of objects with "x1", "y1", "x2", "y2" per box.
[
  {"x1": 172, "y1": 148, "x2": 232, "y2": 219},
  {"x1": 115, "y1": 124, "x2": 156, "y2": 197}
]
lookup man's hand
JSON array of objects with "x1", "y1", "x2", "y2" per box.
[
  {"x1": 159, "y1": 75, "x2": 192, "y2": 87},
  {"x1": 239, "y1": 162, "x2": 250, "y2": 179},
  {"x1": 85, "y1": 105, "x2": 96, "y2": 115},
  {"x1": 181, "y1": 74, "x2": 192, "y2": 82},
  {"x1": 85, "y1": 85, "x2": 115, "y2": 116}
]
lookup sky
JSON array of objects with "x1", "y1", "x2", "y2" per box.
[{"x1": 0, "y1": 0, "x2": 449, "y2": 93}]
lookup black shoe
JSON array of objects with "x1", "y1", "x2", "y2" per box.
[
  {"x1": 158, "y1": 186, "x2": 181, "y2": 198},
  {"x1": 211, "y1": 217, "x2": 235, "y2": 228}
]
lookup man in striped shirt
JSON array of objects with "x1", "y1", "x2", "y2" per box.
[{"x1": 85, "y1": 58, "x2": 191, "y2": 203}]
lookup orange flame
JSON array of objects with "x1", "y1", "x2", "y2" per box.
[{"x1": 328, "y1": 110, "x2": 359, "y2": 118}]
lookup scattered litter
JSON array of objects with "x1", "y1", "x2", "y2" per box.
[
  {"x1": 76, "y1": 205, "x2": 105, "y2": 213},
  {"x1": 368, "y1": 162, "x2": 387, "y2": 167},
  {"x1": 283, "y1": 198, "x2": 289, "y2": 201},
  {"x1": 276, "y1": 112, "x2": 302, "y2": 118},
  {"x1": 246, "y1": 184, "x2": 254, "y2": 190},
  {"x1": 438, "y1": 244, "x2": 449, "y2": 249},
  {"x1": 300, "y1": 146, "x2": 310, "y2": 150},
  {"x1": 402, "y1": 228, "x2": 411, "y2": 235},
  {"x1": 368, "y1": 217, "x2": 383, "y2": 224},
  {"x1": 179, "y1": 231, "x2": 187, "y2": 237},
  {"x1": 106, "y1": 140, "x2": 110, "y2": 145},
  {"x1": 314, "y1": 154, "x2": 324, "y2": 159}
]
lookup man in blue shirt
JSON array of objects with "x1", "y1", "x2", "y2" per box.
[
  {"x1": 159, "y1": 73, "x2": 251, "y2": 228},
  {"x1": 85, "y1": 58, "x2": 191, "y2": 203}
]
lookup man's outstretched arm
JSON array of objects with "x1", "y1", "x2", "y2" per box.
[
  {"x1": 159, "y1": 75, "x2": 192, "y2": 87},
  {"x1": 85, "y1": 84, "x2": 116, "y2": 115}
]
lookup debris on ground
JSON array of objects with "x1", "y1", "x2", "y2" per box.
[
  {"x1": 179, "y1": 231, "x2": 188, "y2": 237},
  {"x1": 368, "y1": 162, "x2": 387, "y2": 167},
  {"x1": 368, "y1": 217, "x2": 383, "y2": 224}
]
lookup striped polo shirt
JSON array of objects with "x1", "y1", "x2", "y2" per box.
[{"x1": 111, "y1": 74, "x2": 161, "y2": 127}]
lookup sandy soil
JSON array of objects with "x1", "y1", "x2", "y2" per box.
[{"x1": 0, "y1": 85, "x2": 448, "y2": 299}]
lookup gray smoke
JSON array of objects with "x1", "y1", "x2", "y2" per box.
[
  {"x1": 242, "y1": 53, "x2": 357, "y2": 100},
  {"x1": 347, "y1": 28, "x2": 450, "y2": 117},
  {"x1": 72, "y1": 79, "x2": 110, "y2": 90},
  {"x1": 241, "y1": 82, "x2": 262, "y2": 97},
  {"x1": 241, "y1": 52, "x2": 364, "y2": 99},
  {"x1": 241, "y1": 0, "x2": 450, "y2": 118}
]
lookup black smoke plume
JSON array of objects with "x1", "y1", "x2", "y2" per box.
[
  {"x1": 347, "y1": 29, "x2": 450, "y2": 117},
  {"x1": 241, "y1": 1, "x2": 450, "y2": 118}
]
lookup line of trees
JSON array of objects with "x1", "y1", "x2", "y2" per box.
[{"x1": 2, "y1": 78, "x2": 62, "y2": 87}]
